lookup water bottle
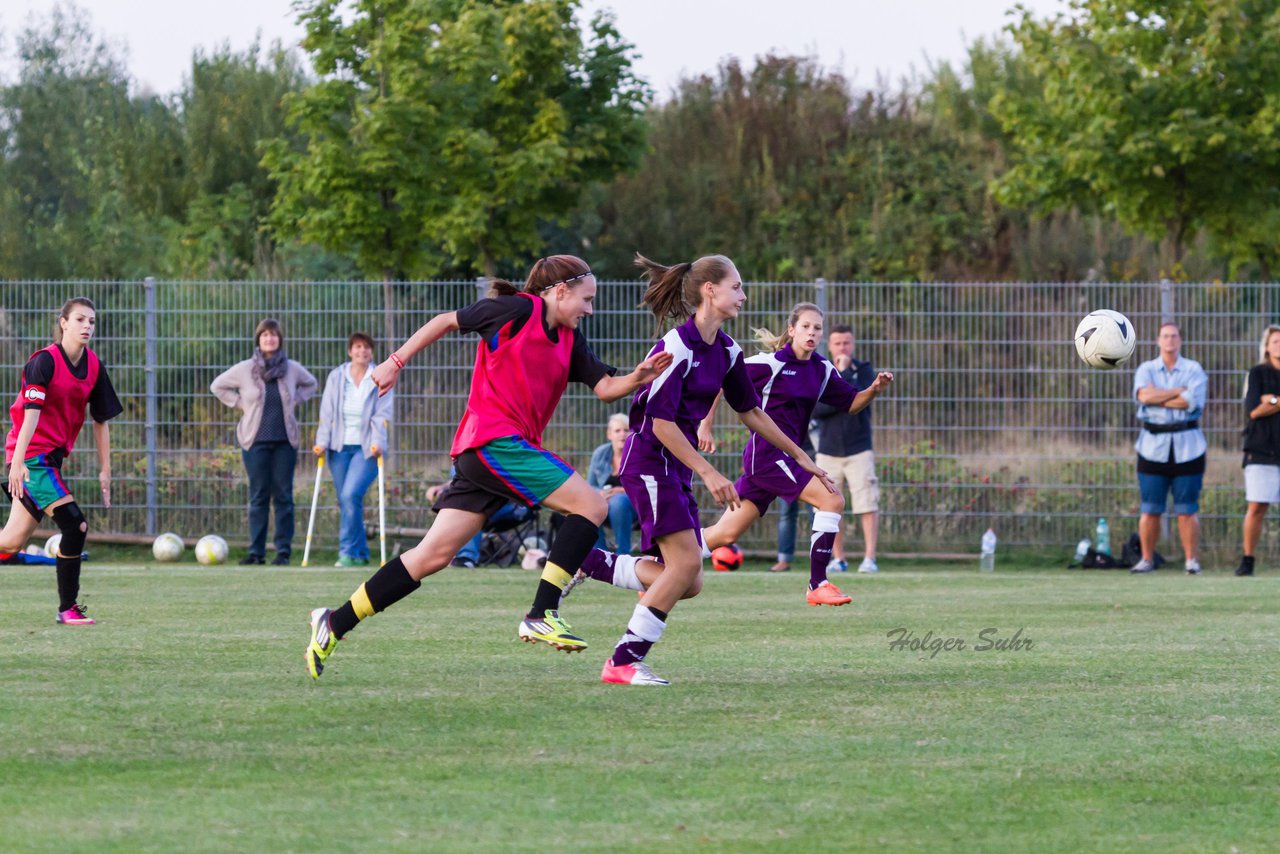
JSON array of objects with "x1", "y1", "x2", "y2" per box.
[
  {"x1": 1074, "y1": 538, "x2": 1091, "y2": 563},
  {"x1": 1095, "y1": 517, "x2": 1111, "y2": 556},
  {"x1": 979, "y1": 528, "x2": 997, "y2": 572}
]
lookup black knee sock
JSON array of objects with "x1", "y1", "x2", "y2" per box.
[
  {"x1": 529, "y1": 514, "x2": 600, "y2": 618},
  {"x1": 329, "y1": 556, "x2": 420, "y2": 638},
  {"x1": 55, "y1": 556, "x2": 82, "y2": 612}
]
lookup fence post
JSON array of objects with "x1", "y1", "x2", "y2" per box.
[
  {"x1": 814, "y1": 277, "x2": 828, "y2": 355},
  {"x1": 476, "y1": 276, "x2": 488, "y2": 301},
  {"x1": 144, "y1": 277, "x2": 158, "y2": 536},
  {"x1": 1159, "y1": 278, "x2": 1174, "y2": 324}
]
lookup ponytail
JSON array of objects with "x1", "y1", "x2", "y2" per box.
[
  {"x1": 487, "y1": 255, "x2": 593, "y2": 299},
  {"x1": 635, "y1": 252, "x2": 736, "y2": 336}
]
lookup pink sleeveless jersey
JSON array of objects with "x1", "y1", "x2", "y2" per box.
[
  {"x1": 6, "y1": 344, "x2": 99, "y2": 464},
  {"x1": 450, "y1": 293, "x2": 574, "y2": 456}
]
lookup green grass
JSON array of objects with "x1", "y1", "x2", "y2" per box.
[{"x1": 2, "y1": 562, "x2": 1278, "y2": 853}]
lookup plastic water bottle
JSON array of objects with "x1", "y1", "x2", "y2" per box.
[
  {"x1": 1074, "y1": 538, "x2": 1091, "y2": 563},
  {"x1": 1095, "y1": 517, "x2": 1111, "y2": 556},
  {"x1": 979, "y1": 528, "x2": 997, "y2": 572}
]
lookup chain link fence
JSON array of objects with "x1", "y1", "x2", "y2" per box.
[{"x1": 0, "y1": 279, "x2": 1272, "y2": 561}]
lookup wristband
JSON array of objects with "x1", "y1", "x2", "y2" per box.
[{"x1": 390, "y1": 353, "x2": 404, "y2": 370}]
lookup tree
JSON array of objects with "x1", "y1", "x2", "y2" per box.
[
  {"x1": 993, "y1": 0, "x2": 1280, "y2": 277},
  {"x1": 263, "y1": 0, "x2": 649, "y2": 290}
]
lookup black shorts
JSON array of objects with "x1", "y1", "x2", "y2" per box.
[
  {"x1": 2, "y1": 480, "x2": 49, "y2": 523},
  {"x1": 434, "y1": 443, "x2": 572, "y2": 517}
]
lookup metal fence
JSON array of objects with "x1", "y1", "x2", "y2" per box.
[{"x1": 0, "y1": 278, "x2": 1274, "y2": 561}]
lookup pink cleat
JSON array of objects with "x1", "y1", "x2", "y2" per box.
[
  {"x1": 601, "y1": 659, "x2": 670, "y2": 686},
  {"x1": 56, "y1": 604, "x2": 95, "y2": 625}
]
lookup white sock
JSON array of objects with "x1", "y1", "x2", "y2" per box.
[
  {"x1": 626, "y1": 602, "x2": 666, "y2": 642},
  {"x1": 699, "y1": 529, "x2": 712, "y2": 559},
  {"x1": 612, "y1": 553, "x2": 646, "y2": 591},
  {"x1": 811, "y1": 510, "x2": 841, "y2": 546}
]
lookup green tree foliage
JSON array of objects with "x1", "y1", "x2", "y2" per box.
[
  {"x1": 0, "y1": 4, "x2": 185, "y2": 279},
  {"x1": 175, "y1": 40, "x2": 310, "y2": 278},
  {"x1": 264, "y1": 0, "x2": 648, "y2": 280},
  {"x1": 993, "y1": 0, "x2": 1280, "y2": 276}
]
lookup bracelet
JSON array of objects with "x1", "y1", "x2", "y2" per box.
[{"x1": 390, "y1": 353, "x2": 404, "y2": 370}]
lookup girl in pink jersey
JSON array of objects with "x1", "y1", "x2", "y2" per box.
[
  {"x1": 596, "y1": 255, "x2": 834, "y2": 686},
  {"x1": 2, "y1": 297, "x2": 122, "y2": 625},
  {"x1": 304, "y1": 255, "x2": 673, "y2": 680}
]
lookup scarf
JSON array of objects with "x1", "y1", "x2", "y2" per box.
[{"x1": 252, "y1": 347, "x2": 289, "y2": 383}]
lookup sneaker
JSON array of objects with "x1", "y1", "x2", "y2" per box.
[
  {"x1": 827, "y1": 559, "x2": 849, "y2": 573},
  {"x1": 558, "y1": 569, "x2": 589, "y2": 606},
  {"x1": 1129, "y1": 559, "x2": 1155, "y2": 574},
  {"x1": 1235, "y1": 557, "x2": 1255, "y2": 577},
  {"x1": 272, "y1": 554, "x2": 291, "y2": 566},
  {"x1": 806, "y1": 581, "x2": 853, "y2": 607},
  {"x1": 239, "y1": 554, "x2": 264, "y2": 565},
  {"x1": 305, "y1": 607, "x2": 337, "y2": 679},
  {"x1": 334, "y1": 556, "x2": 367, "y2": 568},
  {"x1": 769, "y1": 560, "x2": 791, "y2": 573},
  {"x1": 55, "y1": 604, "x2": 94, "y2": 625},
  {"x1": 518, "y1": 609, "x2": 587, "y2": 652},
  {"x1": 857, "y1": 558, "x2": 879, "y2": 574},
  {"x1": 601, "y1": 660, "x2": 670, "y2": 686},
  {"x1": 450, "y1": 557, "x2": 477, "y2": 568},
  {"x1": 1185, "y1": 558, "x2": 1202, "y2": 575}
]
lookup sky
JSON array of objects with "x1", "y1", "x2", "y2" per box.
[{"x1": 2, "y1": 0, "x2": 1067, "y2": 97}]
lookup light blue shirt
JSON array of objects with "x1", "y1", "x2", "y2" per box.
[{"x1": 1132, "y1": 354, "x2": 1208, "y2": 463}]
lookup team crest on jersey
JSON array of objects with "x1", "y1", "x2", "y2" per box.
[{"x1": 23, "y1": 386, "x2": 46, "y2": 402}]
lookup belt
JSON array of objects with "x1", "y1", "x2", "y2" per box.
[{"x1": 1142, "y1": 420, "x2": 1199, "y2": 434}]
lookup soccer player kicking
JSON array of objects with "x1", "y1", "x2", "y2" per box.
[
  {"x1": 564, "y1": 303, "x2": 893, "y2": 608},
  {"x1": 592, "y1": 254, "x2": 834, "y2": 687},
  {"x1": 304, "y1": 256, "x2": 673, "y2": 679},
  {"x1": 2, "y1": 298, "x2": 123, "y2": 625}
]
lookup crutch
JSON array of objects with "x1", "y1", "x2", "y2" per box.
[
  {"x1": 301, "y1": 454, "x2": 325, "y2": 568},
  {"x1": 377, "y1": 421, "x2": 388, "y2": 566}
]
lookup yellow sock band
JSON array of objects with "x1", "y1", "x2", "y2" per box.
[
  {"x1": 351, "y1": 583, "x2": 375, "y2": 620},
  {"x1": 541, "y1": 562, "x2": 574, "y2": 591}
]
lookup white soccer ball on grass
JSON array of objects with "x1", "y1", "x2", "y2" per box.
[
  {"x1": 195, "y1": 535, "x2": 229, "y2": 566},
  {"x1": 152, "y1": 532, "x2": 185, "y2": 562}
]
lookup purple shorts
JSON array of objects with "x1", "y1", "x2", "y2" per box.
[
  {"x1": 735, "y1": 457, "x2": 813, "y2": 516},
  {"x1": 622, "y1": 472, "x2": 702, "y2": 552}
]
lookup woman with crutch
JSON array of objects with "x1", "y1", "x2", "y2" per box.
[{"x1": 311, "y1": 332, "x2": 393, "y2": 567}]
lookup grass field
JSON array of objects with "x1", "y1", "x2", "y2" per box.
[{"x1": 2, "y1": 560, "x2": 1278, "y2": 853}]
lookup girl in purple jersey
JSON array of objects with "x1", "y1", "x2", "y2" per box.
[
  {"x1": 599, "y1": 254, "x2": 834, "y2": 687},
  {"x1": 697, "y1": 303, "x2": 893, "y2": 605},
  {"x1": 563, "y1": 304, "x2": 892, "y2": 611}
]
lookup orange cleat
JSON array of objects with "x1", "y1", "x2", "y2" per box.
[{"x1": 806, "y1": 581, "x2": 852, "y2": 607}]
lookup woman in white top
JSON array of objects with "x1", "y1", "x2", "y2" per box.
[{"x1": 314, "y1": 332, "x2": 395, "y2": 566}]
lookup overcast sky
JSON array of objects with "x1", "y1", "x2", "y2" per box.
[{"x1": 2, "y1": 0, "x2": 1066, "y2": 96}]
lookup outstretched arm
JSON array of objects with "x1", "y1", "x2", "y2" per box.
[
  {"x1": 370, "y1": 311, "x2": 460, "y2": 395},
  {"x1": 592, "y1": 352, "x2": 675, "y2": 403},
  {"x1": 850, "y1": 371, "x2": 894, "y2": 414}
]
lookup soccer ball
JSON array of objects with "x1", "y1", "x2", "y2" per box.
[
  {"x1": 711, "y1": 544, "x2": 743, "y2": 572},
  {"x1": 44, "y1": 534, "x2": 62, "y2": 558},
  {"x1": 152, "y1": 532, "x2": 185, "y2": 562},
  {"x1": 1074, "y1": 309, "x2": 1137, "y2": 370},
  {"x1": 195, "y1": 535, "x2": 229, "y2": 566}
]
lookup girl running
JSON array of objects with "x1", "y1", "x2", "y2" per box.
[
  {"x1": 1, "y1": 297, "x2": 123, "y2": 625},
  {"x1": 304, "y1": 255, "x2": 673, "y2": 679},
  {"x1": 697, "y1": 303, "x2": 893, "y2": 605},
  {"x1": 597, "y1": 255, "x2": 834, "y2": 687},
  {"x1": 562, "y1": 304, "x2": 892, "y2": 610}
]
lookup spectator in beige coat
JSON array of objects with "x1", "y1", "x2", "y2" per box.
[{"x1": 211, "y1": 318, "x2": 318, "y2": 565}]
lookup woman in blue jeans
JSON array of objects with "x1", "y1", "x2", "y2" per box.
[
  {"x1": 314, "y1": 332, "x2": 395, "y2": 566},
  {"x1": 587, "y1": 413, "x2": 635, "y2": 553}
]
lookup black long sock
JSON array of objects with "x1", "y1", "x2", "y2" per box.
[
  {"x1": 55, "y1": 555, "x2": 81, "y2": 612},
  {"x1": 329, "y1": 556, "x2": 420, "y2": 638},
  {"x1": 528, "y1": 514, "x2": 600, "y2": 618}
]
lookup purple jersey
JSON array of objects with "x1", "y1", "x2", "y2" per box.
[
  {"x1": 741, "y1": 344, "x2": 857, "y2": 478},
  {"x1": 620, "y1": 315, "x2": 760, "y2": 483}
]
